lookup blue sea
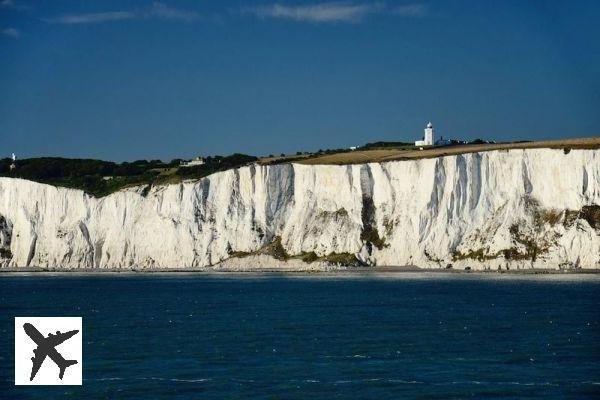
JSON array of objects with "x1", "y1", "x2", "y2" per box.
[{"x1": 1, "y1": 273, "x2": 599, "y2": 399}]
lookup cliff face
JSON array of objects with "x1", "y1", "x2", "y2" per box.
[{"x1": 0, "y1": 148, "x2": 598, "y2": 270}]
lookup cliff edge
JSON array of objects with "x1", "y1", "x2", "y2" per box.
[{"x1": 0, "y1": 148, "x2": 598, "y2": 270}]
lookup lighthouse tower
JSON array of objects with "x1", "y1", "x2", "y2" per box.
[
  {"x1": 424, "y1": 122, "x2": 434, "y2": 145},
  {"x1": 414, "y1": 122, "x2": 435, "y2": 146}
]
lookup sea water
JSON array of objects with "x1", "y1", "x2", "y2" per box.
[{"x1": 1, "y1": 273, "x2": 599, "y2": 399}]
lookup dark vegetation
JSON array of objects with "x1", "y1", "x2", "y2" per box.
[
  {"x1": 0, "y1": 215, "x2": 11, "y2": 259},
  {"x1": 362, "y1": 139, "x2": 492, "y2": 150},
  {"x1": 580, "y1": 205, "x2": 600, "y2": 230},
  {"x1": 175, "y1": 154, "x2": 258, "y2": 179},
  {"x1": 452, "y1": 205, "x2": 550, "y2": 264},
  {"x1": 0, "y1": 157, "x2": 166, "y2": 197},
  {"x1": 228, "y1": 236, "x2": 360, "y2": 266},
  {"x1": 0, "y1": 154, "x2": 257, "y2": 197},
  {"x1": 563, "y1": 205, "x2": 600, "y2": 231},
  {"x1": 468, "y1": 138, "x2": 495, "y2": 145},
  {"x1": 362, "y1": 141, "x2": 413, "y2": 149},
  {"x1": 452, "y1": 200, "x2": 600, "y2": 264},
  {"x1": 360, "y1": 195, "x2": 387, "y2": 250},
  {"x1": 505, "y1": 224, "x2": 544, "y2": 261}
]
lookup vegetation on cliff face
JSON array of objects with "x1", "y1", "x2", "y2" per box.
[
  {"x1": 297, "y1": 251, "x2": 359, "y2": 265},
  {"x1": 227, "y1": 236, "x2": 360, "y2": 266},
  {"x1": 579, "y1": 205, "x2": 600, "y2": 230},
  {"x1": 452, "y1": 198, "x2": 599, "y2": 264},
  {"x1": 0, "y1": 215, "x2": 11, "y2": 259},
  {"x1": 360, "y1": 190, "x2": 388, "y2": 250}
]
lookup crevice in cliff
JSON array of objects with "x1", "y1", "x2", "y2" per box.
[
  {"x1": 227, "y1": 169, "x2": 242, "y2": 217},
  {"x1": 26, "y1": 234, "x2": 37, "y2": 267},
  {"x1": 78, "y1": 222, "x2": 94, "y2": 265},
  {"x1": 427, "y1": 158, "x2": 445, "y2": 222},
  {"x1": 140, "y1": 185, "x2": 151, "y2": 198},
  {"x1": 265, "y1": 164, "x2": 295, "y2": 233},
  {"x1": 193, "y1": 179, "x2": 211, "y2": 226},
  {"x1": 93, "y1": 239, "x2": 104, "y2": 267},
  {"x1": 454, "y1": 155, "x2": 468, "y2": 217},
  {"x1": 468, "y1": 153, "x2": 483, "y2": 210},
  {"x1": 359, "y1": 165, "x2": 386, "y2": 251},
  {"x1": 345, "y1": 165, "x2": 354, "y2": 189},
  {"x1": 0, "y1": 215, "x2": 12, "y2": 260},
  {"x1": 522, "y1": 160, "x2": 533, "y2": 195}
]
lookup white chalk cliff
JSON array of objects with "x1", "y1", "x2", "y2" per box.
[{"x1": 0, "y1": 148, "x2": 598, "y2": 270}]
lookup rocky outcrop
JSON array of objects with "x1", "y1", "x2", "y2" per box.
[{"x1": 0, "y1": 148, "x2": 598, "y2": 270}]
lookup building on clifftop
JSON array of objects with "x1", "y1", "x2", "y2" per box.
[{"x1": 415, "y1": 122, "x2": 434, "y2": 146}]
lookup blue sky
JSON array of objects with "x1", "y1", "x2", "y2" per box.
[{"x1": 1, "y1": 0, "x2": 599, "y2": 161}]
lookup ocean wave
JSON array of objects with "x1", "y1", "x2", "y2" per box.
[
  {"x1": 430, "y1": 381, "x2": 561, "y2": 387},
  {"x1": 169, "y1": 378, "x2": 212, "y2": 383},
  {"x1": 84, "y1": 377, "x2": 124, "y2": 381}
]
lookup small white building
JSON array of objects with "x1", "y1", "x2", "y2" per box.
[
  {"x1": 9, "y1": 153, "x2": 16, "y2": 171},
  {"x1": 180, "y1": 157, "x2": 205, "y2": 167},
  {"x1": 415, "y1": 122, "x2": 434, "y2": 146}
]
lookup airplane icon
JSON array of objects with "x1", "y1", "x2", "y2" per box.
[{"x1": 23, "y1": 322, "x2": 79, "y2": 381}]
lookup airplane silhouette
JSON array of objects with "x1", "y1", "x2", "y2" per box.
[{"x1": 23, "y1": 323, "x2": 79, "y2": 381}]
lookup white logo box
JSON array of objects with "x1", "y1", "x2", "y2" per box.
[{"x1": 14, "y1": 317, "x2": 82, "y2": 385}]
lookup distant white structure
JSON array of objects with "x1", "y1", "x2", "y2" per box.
[
  {"x1": 9, "y1": 153, "x2": 16, "y2": 171},
  {"x1": 415, "y1": 122, "x2": 434, "y2": 146},
  {"x1": 11, "y1": 153, "x2": 16, "y2": 162},
  {"x1": 180, "y1": 157, "x2": 205, "y2": 167}
]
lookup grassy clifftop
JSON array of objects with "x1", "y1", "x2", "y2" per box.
[
  {"x1": 1, "y1": 137, "x2": 598, "y2": 197},
  {"x1": 290, "y1": 137, "x2": 600, "y2": 165}
]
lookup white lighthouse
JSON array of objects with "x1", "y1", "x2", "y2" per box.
[
  {"x1": 415, "y1": 122, "x2": 434, "y2": 146},
  {"x1": 10, "y1": 153, "x2": 16, "y2": 171}
]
